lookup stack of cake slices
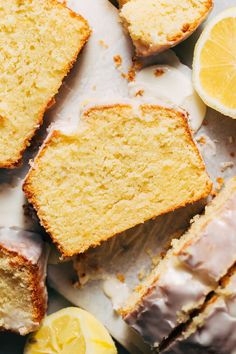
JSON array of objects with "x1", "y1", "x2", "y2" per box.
[
  {"x1": 120, "y1": 176, "x2": 236, "y2": 352},
  {"x1": 163, "y1": 266, "x2": 236, "y2": 353}
]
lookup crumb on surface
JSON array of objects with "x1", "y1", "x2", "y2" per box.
[
  {"x1": 220, "y1": 161, "x2": 234, "y2": 173},
  {"x1": 113, "y1": 55, "x2": 122, "y2": 68},
  {"x1": 99, "y1": 39, "x2": 108, "y2": 48},
  {"x1": 154, "y1": 68, "x2": 165, "y2": 77},
  {"x1": 116, "y1": 273, "x2": 125, "y2": 283},
  {"x1": 196, "y1": 136, "x2": 206, "y2": 145}
]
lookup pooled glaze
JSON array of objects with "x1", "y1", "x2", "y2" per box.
[{"x1": 128, "y1": 65, "x2": 206, "y2": 132}]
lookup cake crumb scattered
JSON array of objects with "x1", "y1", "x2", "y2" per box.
[
  {"x1": 99, "y1": 39, "x2": 108, "y2": 48},
  {"x1": 154, "y1": 68, "x2": 165, "y2": 77},
  {"x1": 113, "y1": 55, "x2": 122, "y2": 68},
  {"x1": 196, "y1": 135, "x2": 206, "y2": 145},
  {"x1": 216, "y1": 177, "x2": 224, "y2": 192},
  {"x1": 220, "y1": 161, "x2": 234, "y2": 173},
  {"x1": 128, "y1": 66, "x2": 136, "y2": 82},
  {"x1": 116, "y1": 273, "x2": 125, "y2": 283},
  {"x1": 135, "y1": 89, "x2": 144, "y2": 97},
  {"x1": 138, "y1": 268, "x2": 146, "y2": 281},
  {"x1": 228, "y1": 136, "x2": 234, "y2": 144}
]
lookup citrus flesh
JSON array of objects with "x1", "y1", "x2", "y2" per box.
[{"x1": 24, "y1": 307, "x2": 117, "y2": 354}]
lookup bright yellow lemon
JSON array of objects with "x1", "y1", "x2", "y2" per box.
[
  {"x1": 24, "y1": 307, "x2": 117, "y2": 354},
  {"x1": 193, "y1": 7, "x2": 236, "y2": 118}
]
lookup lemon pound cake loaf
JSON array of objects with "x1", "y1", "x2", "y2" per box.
[
  {"x1": 163, "y1": 267, "x2": 236, "y2": 354},
  {"x1": 24, "y1": 104, "x2": 212, "y2": 257},
  {"x1": 119, "y1": 0, "x2": 213, "y2": 56},
  {"x1": 121, "y1": 177, "x2": 236, "y2": 350},
  {"x1": 0, "y1": 0, "x2": 90, "y2": 168},
  {"x1": 0, "y1": 228, "x2": 49, "y2": 335}
]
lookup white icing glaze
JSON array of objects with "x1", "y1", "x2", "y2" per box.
[
  {"x1": 125, "y1": 189, "x2": 236, "y2": 349},
  {"x1": 179, "y1": 192, "x2": 236, "y2": 282},
  {"x1": 125, "y1": 257, "x2": 211, "y2": 348},
  {"x1": 0, "y1": 227, "x2": 45, "y2": 264},
  {"x1": 164, "y1": 273, "x2": 236, "y2": 354},
  {"x1": 128, "y1": 65, "x2": 206, "y2": 132},
  {"x1": 0, "y1": 305, "x2": 39, "y2": 336},
  {"x1": 103, "y1": 277, "x2": 130, "y2": 311}
]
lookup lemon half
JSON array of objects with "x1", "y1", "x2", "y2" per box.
[
  {"x1": 24, "y1": 307, "x2": 117, "y2": 354},
  {"x1": 193, "y1": 7, "x2": 236, "y2": 118}
]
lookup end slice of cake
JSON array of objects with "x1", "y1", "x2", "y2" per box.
[
  {"x1": 23, "y1": 103, "x2": 212, "y2": 257},
  {"x1": 121, "y1": 177, "x2": 236, "y2": 349},
  {"x1": 119, "y1": 0, "x2": 213, "y2": 56},
  {"x1": 0, "y1": 228, "x2": 49, "y2": 335},
  {"x1": 163, "y1": 267, "x2": 236, "y2": 354},
  {"x1": 0, "y1": 0, "x2": 90, "y2": 168}
]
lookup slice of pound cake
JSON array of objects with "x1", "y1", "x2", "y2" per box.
[
  {"x1": 0, "y1": 228, "x2": 49, "y2": 335},
  {"x1": 121, "y1": 177, "x2": 236, "y2": 350},
  {"x1": 0, "y1": 0, "x2": 90, "y2": 168},
  {"x1": 119, "y1": 0, "x2": 213, "y2": 56},
  {"x1": 163, "y1": 267, "x2": 236, "y2": 354},
  {"x1": 23, "y1": 104, "x2": 212, "y2": 257}
]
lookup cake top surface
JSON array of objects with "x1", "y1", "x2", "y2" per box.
[{"x1": 0, "y1": 227, "x2": 45, "y2": 264}]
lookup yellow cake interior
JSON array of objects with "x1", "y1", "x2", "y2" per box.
[
  {"x1": 0, "y1": 0, "x2": 90, "y2": 168},
  {"x1": 24, "y1": 104, "x2": 212, "y2": 257},
  {"x1": 120, "y1": 0, "x2": 212, "y2": 55},
  {"x1": 0, "y1": 248, "x2": 36, "y2": 334}
]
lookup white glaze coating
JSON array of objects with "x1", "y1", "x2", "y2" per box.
[
  {"x1": 125, "y1": 189, "x2": 236, "y2": 349},
  {"x1": 179, "y1": 193, "x2": 236, "y2": 282},
  {"x1": 103, "y1": 277, "x2": 130, "y2": 311},
  {"x1": 164, "y1": 273, "x2": 236, "y2": 354},
  {"x1": 125, "y1": 257, "x2": 211, "y2": 348},
  {"x1": 128, "y1": 65, "x2": 206, "y2": 132}
]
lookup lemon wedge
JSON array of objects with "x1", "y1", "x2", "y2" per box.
[
  {"x1": 193, "y1": 7, "x2": 236, "y2": 118},
  {"x1": 24, "y1": 307, "x2": 117, "y2": 354}
]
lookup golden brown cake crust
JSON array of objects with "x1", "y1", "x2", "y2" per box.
[
  {"x1": 0, "y1": 0, "x2": 91, "y2": 169},
  {"x1": 23, "y1": 104, "x2": 212, "y2": 257},
  {"x1": 0, "y1": 245, "x2": 47, "y2": 334}
]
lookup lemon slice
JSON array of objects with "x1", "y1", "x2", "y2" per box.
[
  {"x1": 193, "y1": 7, "x2": 236, "y2": 118},
  {"x1": 24, "y1": 307, "x2": 117, "y2": 354}
]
